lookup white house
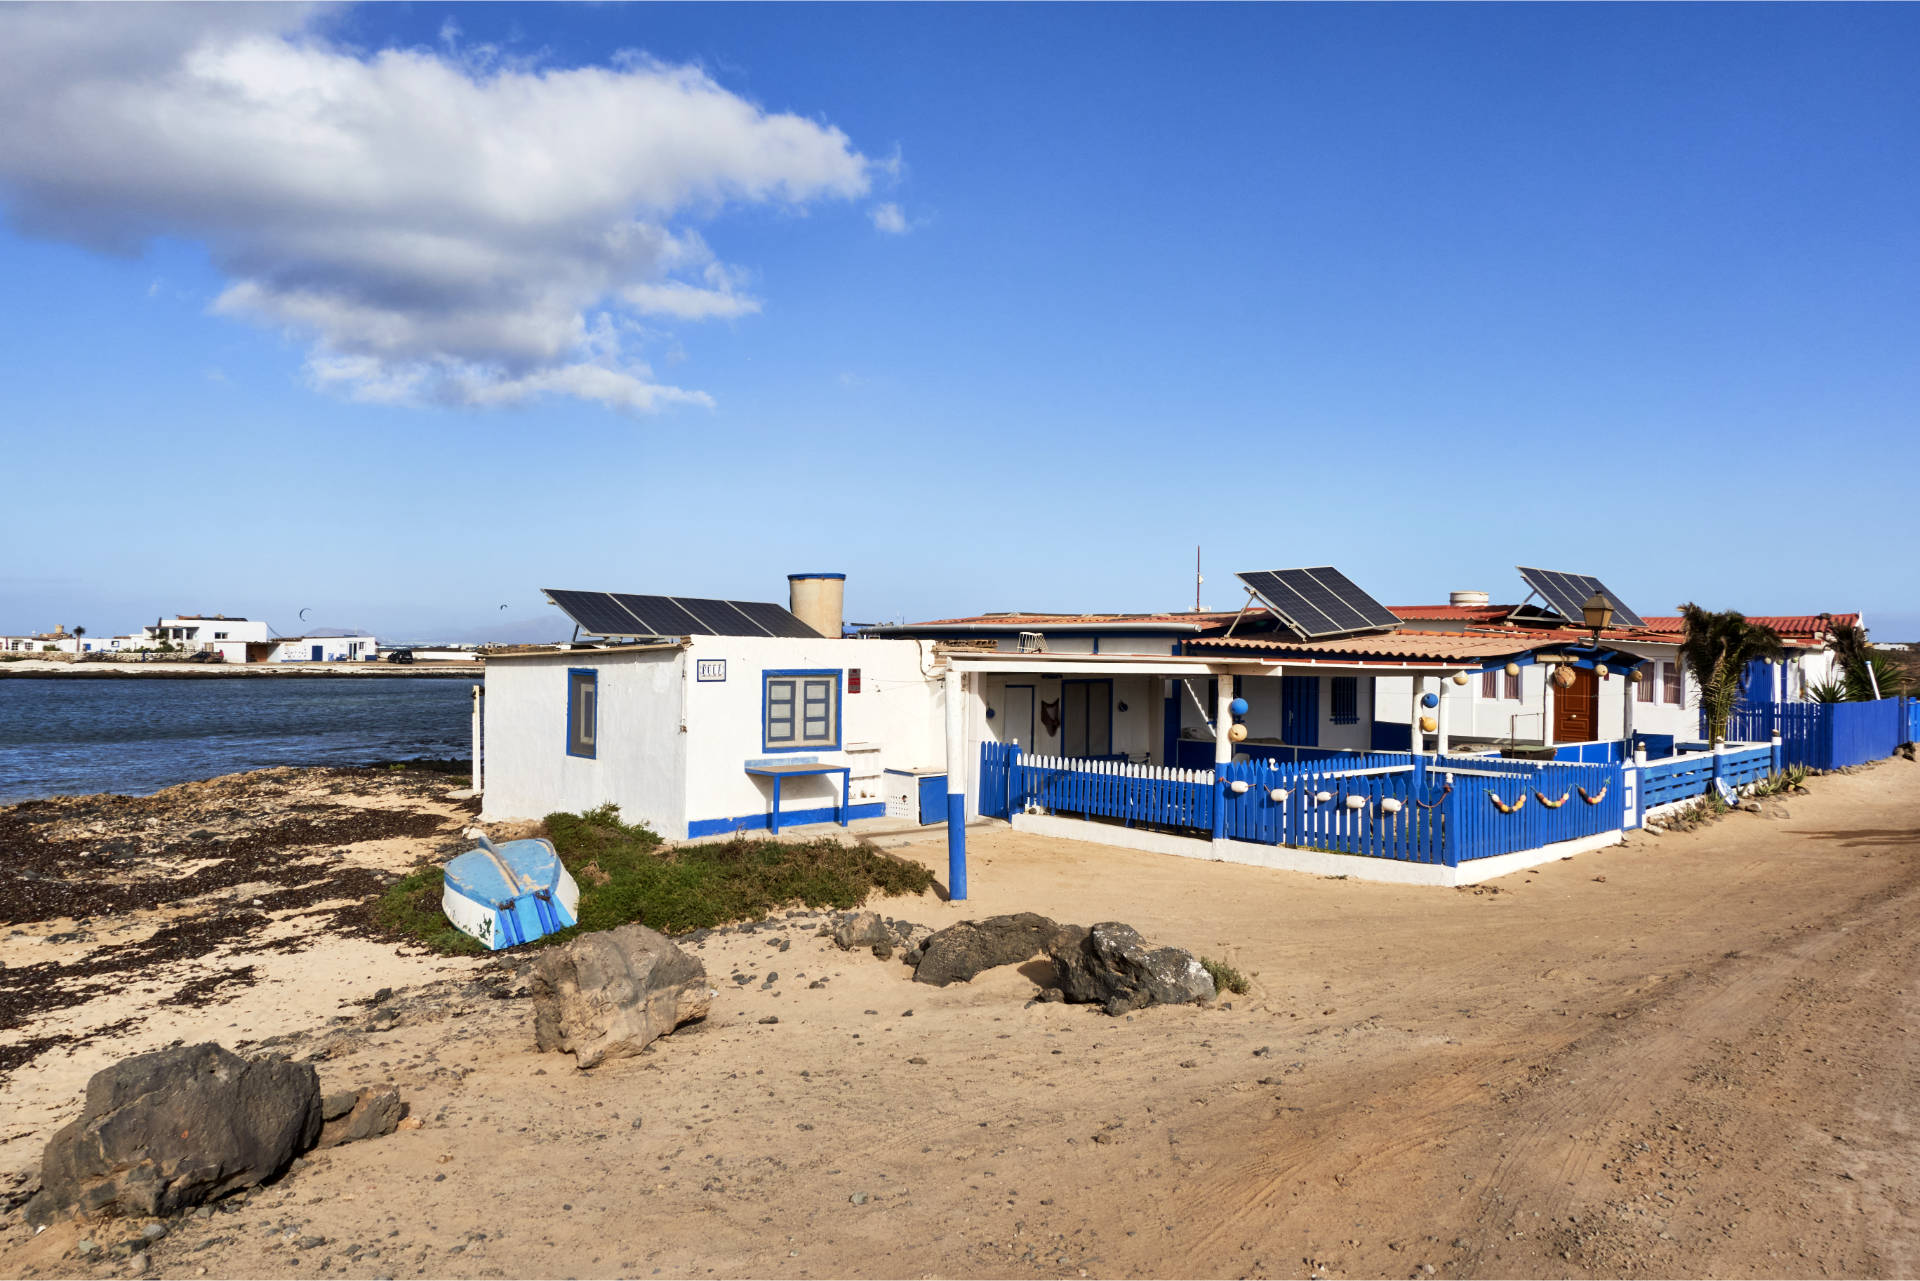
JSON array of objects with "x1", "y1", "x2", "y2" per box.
[{"x1": 264, "y1": 634, "x2": 378, "y2": 663}]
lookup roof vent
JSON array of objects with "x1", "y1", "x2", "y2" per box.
[{"x1": 1450, "y1": 590, "x2": 1490, "y2": 609}]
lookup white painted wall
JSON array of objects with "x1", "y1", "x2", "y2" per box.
[
  {"x1": 268, "y1": 636, "x2": 377, "y2": 662},
  {"x1": 481, "y1": 647, "x2": 690, "y2": 832}
]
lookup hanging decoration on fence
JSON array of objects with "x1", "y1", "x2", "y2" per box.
[
  {"x1": 1344, "y1": 794, "x2": 1367, "y2": 810},
  {"x1": 1487, "y1": 789, "x2": 1529, "y2": 814},
  {"x1": 1578, "y1": 783, "x2": 1609, "y2": 804},
  {"x1": 1313, "y1": 789, "x2": 1333, "y2": 804},
  {"x1": 1534, "y1": 790, "x2": 1570, "y2": 809},
  {"x1": 1379, "y1": 797, "x2": 1403, "y2": 813},
  {"x1": 1413, "y1": 781, "x2": 1453, "y2": 809}
]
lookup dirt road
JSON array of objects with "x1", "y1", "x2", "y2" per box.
[{"x1": 4, "y1": 757, "x2": 1918, "y2": 1278}]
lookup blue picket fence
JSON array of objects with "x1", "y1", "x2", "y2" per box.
[
  {"x1": 986, "y1": 743, "x2": 1626, "y2": 867},
  {"x1": 1637, "y1": 744, "x2": 1772, "y2": 810},
  {"x1": 1718, "y1": 699, "x2": 1907, "y2": 770}
]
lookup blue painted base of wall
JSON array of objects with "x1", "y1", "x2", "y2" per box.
[{"x1": 687, "y1": 802, "x2": 886, "y2": 839}]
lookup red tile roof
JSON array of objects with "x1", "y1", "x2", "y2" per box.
[
  {"x1": 1389, "y1": 604, "x2": 1517, "y2": 623},
  {"x1": 1635, "y1": 613, "x2": 1857, "y2": 642},
  {"x1": 1189, "y1": 629, "x2": 1558, "y2": 662}
]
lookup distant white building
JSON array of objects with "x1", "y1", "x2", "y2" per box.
[
  {"x1": 264, "y1": 634, "x2": 378, "y2": 663},
  {"x1": 135, "y1": 615, "x2": 274, "y2": 662}
]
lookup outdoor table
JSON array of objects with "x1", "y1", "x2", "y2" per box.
[{"x1": 743, "y1": 762, "x2": 852, "y2": 834}]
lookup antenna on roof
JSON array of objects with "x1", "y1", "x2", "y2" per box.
[{"x1": 1194, "y1": 545, "x2": 1204, "y2": 613}]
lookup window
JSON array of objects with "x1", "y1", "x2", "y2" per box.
[
  {"x1": 1330, "y1": 676, "x2": 1359, "y2": 725},
  {"x1": 1636, "y1": 666, "x2": 1654, "y2": 702},
  {"x1": 764, "y1": 670, "x2": 840, "y2": 751},
  {"x1": 566, "y1": 669, "x2": 597, "y2": 758},
  {"x1": 1505, "y1": 667, "x2": 1522, "y2": 700},
  {"x1": 1481, "y1": 669, "x2": 1498, "y2": 699},
  {"x1": 1663, "y1": 661, "x2": 1683, "y2": 705}
]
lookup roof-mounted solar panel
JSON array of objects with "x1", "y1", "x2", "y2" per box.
[
  {"x1": 1515, "y1": 567, "x2": 1645, "y2": 629},
  {"x1": 1236, "y1": 566, "x2": 1403, "y2": 641},
  {"x1": 544, "y1": 589, "x2": 817, "y2": 639}
]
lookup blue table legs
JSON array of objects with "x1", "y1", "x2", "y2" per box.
[{"x1": 771, "y1": 776, "x2": 782, "y2": 835}]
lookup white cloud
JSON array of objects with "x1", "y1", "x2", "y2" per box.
[
  {"x1": 870, "y1": 203, "x2": 909, "y2": 235},
  {"x1": 0, "y1": 5, "x2": 875, "y2": 412}
]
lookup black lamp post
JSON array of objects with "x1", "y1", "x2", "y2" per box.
[{"x1": 1581, "y1": 591, "x2": 1614, "y2": 648}]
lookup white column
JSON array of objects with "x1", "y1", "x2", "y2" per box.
[
  {"x1": 1622, "y1": 669, "x2": 1636, "y2": 745},
  {"x1": 1409, "y1": 675, "x2": 1424, "y2": 754},
  {"x1": 1214, "y1": 675, "x2": 1234, "y2": 766},
  {"x1": 470, "y1": 685, "x2": 483, "y2": 792},
  {"x1": 1435, "y1": 675, "x2": 1451, "y2": 754},
  {"x1": 944, "y1": 667, "x2": 968, "y2": 900},
  {"x1": 1542, "y1": 673, "x2": 1556, "y2": 746}
]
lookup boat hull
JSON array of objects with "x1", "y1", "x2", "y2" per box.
[{"x1": 441, "y1": 836, "x2": 581, "y2": 950}]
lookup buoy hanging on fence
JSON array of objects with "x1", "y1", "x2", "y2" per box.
[
  {"x1": 1578, "y1": 783, "x2": 1609, "y2": 804},
  {"x1": 1487, "y1": 789, "x2": 1529, "y2": 814},
  {"x1": 1345, "y1": 794, "x2": 1367, "y2": 810},
  {"x1": 1229, "y1": 779, "x2": 1249, "y2": 794},
  {"x1": 1421, "y1": 691, "x2": 1440, "y2": 708},
  {"x1": 1228, "y1": 722, "x2": 1249, "y2": 743},
  {"x1": 1380, "y1": 797, "x2": 1403, "y2": 813},
  {"x1": 1268, "y1": 787, "x2": 1287, "y2": 803},
  {"x1": 1314, "y1": 789, "x2": 1333, "y2": 803},
  {"x1": 1535, "y1": 790, "x2": 1570, "y2": 809},
  {"x1": 1420, "y1": 715, "x2": 1437, "y2": 733},
  {"x1": 1229, "y1": 696, "x2": 1249, "y2": 716}
]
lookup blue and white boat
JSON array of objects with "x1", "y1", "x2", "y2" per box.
[{"x1": 441, "y1": 834, "x2": 581, "y2": 950}]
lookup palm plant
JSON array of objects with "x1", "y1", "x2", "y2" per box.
[
  {"x1": 1806, "y1": 678, "x2": 1850, "y2": 703},
  {"x1": 1844, "y1": 653, "x2": 1908, "y2": 702},
  {"x1": 1677, "y1": 603, "x2": 1784, "y2": 743}
]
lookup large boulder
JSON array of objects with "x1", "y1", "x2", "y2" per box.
[
  {"x1": 913, "y1": 913, "x2": 1079, "y2": 987},
  {"x1": 1046, "y1": 922, "x2": 1216, "y2": 1015},
  {"x1": 531, "y1": 923, "x2": 710, "y2": 1069},
  {"x1": 27, "y1": 1043, "x2": 319, "y2": 1225}
]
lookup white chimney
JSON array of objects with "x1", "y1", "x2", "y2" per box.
[
  {"x1": 1450, "y1": 589, "x2": 1490, "y2": 609},
  {"x1": 788, "y1": 573, "x2": 846, "y2": 639}
]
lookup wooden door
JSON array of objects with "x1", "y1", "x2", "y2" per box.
[{"x1": 1554, "y1": 667, "x2": 1598, "y2": 743}]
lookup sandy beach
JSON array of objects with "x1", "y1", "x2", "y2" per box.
[{"x1": 3, "y1": 757, "x2": 1919, "y2": 1278}]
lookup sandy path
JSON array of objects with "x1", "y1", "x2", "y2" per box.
[{"x1": 3, "y1": 758, "x2": 1918, "y2": 1278}]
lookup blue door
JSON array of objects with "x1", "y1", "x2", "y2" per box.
[
  {"x1": 312, "y1": 644, "x2": 324, "y2": 661},
  {"x1": 1281, "y1": 675, "x2": 1320, "y2": 746}
]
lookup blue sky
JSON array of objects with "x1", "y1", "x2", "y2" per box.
[{"x1": 3, "y1": 3, "x2": 1917, "y2": 643}]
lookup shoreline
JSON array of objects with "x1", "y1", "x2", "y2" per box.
[{"x1": 0, "y1": 661, "x2": 483, "y2": 680}]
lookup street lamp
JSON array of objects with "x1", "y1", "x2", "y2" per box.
[{"x1": 1581, "y1": 591, "x2": 1613, "y2": 647}]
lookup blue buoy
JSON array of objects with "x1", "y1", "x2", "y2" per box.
[
  {"x1": 1229, "y1": 697, "x2": 1249, "y2": 716},
  {"x1": 1421, "y1": 691, "x2": 1440, "y2": 708}
]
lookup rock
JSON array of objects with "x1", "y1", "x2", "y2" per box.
[
  {"x1": 1739, "y1": 800, "x2": 1763, "y2": 814},
  {"x1": 446, "y1": 789, "x2": 478, "y2": 802},
  {"x1": 26, "y1": 1043, "x2": 320, "y2": 1226},
  {"x1": 530, "y1": 923, "x2": 710, "y2": 1069},
  {"x1": 316, "y1": 1087, "x2": 404, "y2": 1148},
  {"x1": 913, "y1": 914, "x2": 1079, "y2": 987},
  {"x1": 1046, "y1": 922, "x2": 1216, "y2": 1015},
  {"x1": 831, "y1": 912, "x2": 888, "y2": 950},
  {"x1": 321, "y1": 1091, "x2": 359, "y2": 1122}
]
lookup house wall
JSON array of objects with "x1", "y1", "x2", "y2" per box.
[
  {"x1": 976, "y1": 671, "x2": 1160, "y2": 760},
  {"x1": 681, "y1": 635, "x2": 944, "y2": 836},
  {"x1": 480, "y1": 647, "x2": 690, "y2": 832},
  {"x1": 267, "y1": 636, "x2": 377, "y2": 662}
]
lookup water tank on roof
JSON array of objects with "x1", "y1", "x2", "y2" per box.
[{"x1": 1450, "y1": 589, "x2": 1490, "y2": 609}]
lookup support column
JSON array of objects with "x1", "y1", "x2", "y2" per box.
[
  {"x1": 944, "y1": 667, "x2": 968, "y2": 901},
  {"x1": 1622, "y1": 668, "x2": 1636, "y2": 749},
  {"x1": 1214, "y1": 674, "x2": 1234, "y2": 767},
  {"x1": 470, "y1": 685, "x2": 484, "y2": 792},
  {"x1": 1410, "y1": 676, "x2": 1426, "y2": 755},
  {"x1": 1435, "y1": 675, "x2": 1451, "y2": 755},
  {"x1": 1542, "y1": 674, "x2": 1556, "y2": 747}
]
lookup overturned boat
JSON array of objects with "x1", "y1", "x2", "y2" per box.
[{"x1": 442, "y1": 833, "x2": 580, "y2": 950}]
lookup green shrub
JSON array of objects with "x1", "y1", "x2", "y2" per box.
[
  {"x1": 1201, "y1": 956, "x2": 1249, "y2": 996},
  {"x1": 373, "y1": 803, "x2": 936, "y2": 955}
]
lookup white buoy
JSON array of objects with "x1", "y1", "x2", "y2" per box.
[
  {"x1": 1229, "y1": 779, "x2": 1249, "y2": 794},
  {"x1": 1268, "y1": 787, "x2": 1287, "y2": 803},
  {"x1": 1314, "y1": 790, "x2": 1333, "y2": 803},
  {"x1": 1380, "y1": 797, "x2": 1403, "y2": 813},
  {"x1": 1344, "y1": 794, "x2": 1367, "y2": 810}
]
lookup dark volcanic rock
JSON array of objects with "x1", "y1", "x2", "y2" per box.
[
  {"x1": 831, "y1": 911, "x2": 888, "y2": 950},
  {"x1": 912, "y1": 913, "x2": 1078, "y2": 987},
  {"x1": 26, "y1": 1043, "x2": 320, "y2": 1225},
  {"x1": 316, "y1": 1086, "x2": 404, "y2": 1148},
  {"x1": 1046, "y1": 922, "x2": 1216, "y2": 1015}
]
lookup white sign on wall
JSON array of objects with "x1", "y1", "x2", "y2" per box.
[{"x1": 696, "y1": 659, "x2": 727, "y2": 683}]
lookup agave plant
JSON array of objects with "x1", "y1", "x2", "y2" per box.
[
  {"x1": 1843, "y1": 652, "x2": 1909, "y2": 702},
  {"x1": 1805, "y1": 678, "x2": 1850, "y2": 703},
  {"x1": 1677, "y1": 603, "x2": 1784, "y2": 743}
]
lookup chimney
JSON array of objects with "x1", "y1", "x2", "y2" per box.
[
  {"x1": 1449, "y1": 590, "x2": 1490, "y2": 609},
  {"x1": 788, "y1": 573, "x2": 846, "y2": 639},
  {"x1": 53, "y1": 624, "x2": 65, "y2": 636}
]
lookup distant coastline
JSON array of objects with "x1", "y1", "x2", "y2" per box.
[{"x1": 0, "y1": 659, "x2": 484, "y2": 680}]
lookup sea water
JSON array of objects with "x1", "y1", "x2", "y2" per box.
[{"x1": 0, "y1": 677, "x2": 476, "y2": 803}]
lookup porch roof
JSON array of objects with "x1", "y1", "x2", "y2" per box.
[{"x1": 1185, "y1": 629, "x2": 1555, "y2": 663}]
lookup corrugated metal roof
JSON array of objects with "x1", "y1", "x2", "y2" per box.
[
  {"x1": 1188, "y1": 630, "x2": 1555, "y2": 661},
  {"x1": 867, "y1": 609, "x2": 1250, "y2": 632}
]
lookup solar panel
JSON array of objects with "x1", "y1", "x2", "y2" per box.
[
  {"x1": 1237, "y1": 566, "x2": 1402, "y2": 640},
  {"x1": 612, "y1": 594, "x2": 704, "y2": 636},
  {"x1": 1515, "y1": 567, "x2": 1646, "y2": 630},
  {"x1": 677, "y1": 597, "x2": 771, "y2": 636},
  {"x1": 546, "y1": 588, "x2": 816, "y2": 638},
  {"x1": 545, "y1": 589, "x2": 644, "y2": 637},
  {"x1": 733, "y1": 599, "x2": 823, "y2": 639}
]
